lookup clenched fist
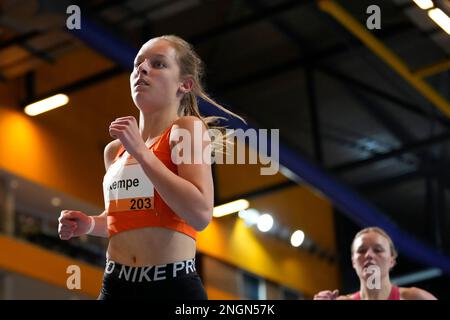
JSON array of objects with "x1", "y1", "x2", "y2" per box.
[
  {"x1": 58, "y1": 210, "x2": 93, "y2": 240},
  {"x1": 314, "y1": 290, "x2": 339, "y2": 300}
]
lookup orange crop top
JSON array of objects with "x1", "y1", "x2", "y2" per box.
[{"x1": 102, "y1": 124, "x2": 197, "y2": 239}]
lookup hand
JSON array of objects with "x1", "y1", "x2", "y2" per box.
[
  {"x1": 58, "y1": 210, "x2": 92, "y2": 240},
  {"x1": 313, "y1": 289, "x2": 339, "y2": 300},
  {"x1": 109, "y1": 116, "x2": 148, "y2": 160}
]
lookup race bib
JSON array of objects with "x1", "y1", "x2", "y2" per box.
[{"x1": 103, "y1": 154, "x2": 155, "y2": 213}]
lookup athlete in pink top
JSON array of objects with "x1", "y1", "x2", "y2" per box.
[
  {"x1": 352, "y1": 284, "x2": 400, "y2": 300},
  {"x1": 314, "y1": 227, "x2": 437, "y2": 300}
]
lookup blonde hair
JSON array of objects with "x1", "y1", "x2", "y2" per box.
[
  {"x1": 351, "y1": 227, "x2": 398, "y2": 260},
  {"x1": 151, "y1": 35, "x2": 245, "y2": 154}
]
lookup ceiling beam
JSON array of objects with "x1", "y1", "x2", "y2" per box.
[
  {"x1": 21, "y1": 66, "x2": 124, "y2": 106},
  {"x1": 217, "y1": 180, "x2": 297, "y2": 205},
  {"x1": 331, "y1": 131, "x2": 450, "y2": 173},
  {"x1": 317, "y1": 0, "x2": 450, "y2": 118}
]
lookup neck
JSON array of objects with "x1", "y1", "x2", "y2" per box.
[
  {"x1": 139, "y1": 107, "x2": 179, "y2": 143},
  {"x1": 359, "y1": 276, "x2": 392, "y2": 300}
]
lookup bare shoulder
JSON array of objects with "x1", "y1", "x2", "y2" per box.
[
  {"x1": 400, "y1": 287, "x2": 438, "y2": 300},
  {"x1": 104, "y1": 139, "x2": 122, "y2": 170},
  {"x1": 170, "y1": 116, "x2": 209, "y2": 146},
  {"x1": 172, "y1": 116, "x2": 206, "y2": 129}
]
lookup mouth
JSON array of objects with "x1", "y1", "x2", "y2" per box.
[
  {"x1": 134, "y1": 78, "x2": 149, "y2": 87},
  {"x1": 363, "y1": 261, "x2": 376, "y2": 268}
]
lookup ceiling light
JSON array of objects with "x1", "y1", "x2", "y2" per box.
[
  {"x1": 412, "y1": 0, "x2": 434, "y2": 10},
  {"x1": 51, "y1": 197, "x2": 62, "y2": 207},
  {"x1": 213, "y1": 199, "x2": 249, "y2": 217},
  {"x1": 24, "y1": 94, "x2": 69, "y2": 116},
  {"x1": 428, "y1": 8, "x2": 450, "y2": 35},
  {"x1": 257, "y1": 213, "x2": 274, "y2": 232},
  {"x1": 290, "y1": 230, "x2": 305, "y2": 247},
  {"x1": 238, "y1": 208, "x2": 260, "y2": 226}
]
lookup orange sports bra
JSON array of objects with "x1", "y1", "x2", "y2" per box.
[{"x1": 102, "y1": 124, "x2": 197, "y2": 240}]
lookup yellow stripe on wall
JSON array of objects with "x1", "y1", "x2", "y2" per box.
[
  {"x1": 0, "y1": 235, "x2": 103, "y2": 298},
  {"x1": 198, "y1": 213, "x2": 339, "y2": 297}
]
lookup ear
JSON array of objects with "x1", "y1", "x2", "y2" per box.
[
  {"x1": 389, "y1": 257, "x2": 396, "y2": 270},
  {"x1": 179, "y1": 77, "x2": 194, "y2": 94}
]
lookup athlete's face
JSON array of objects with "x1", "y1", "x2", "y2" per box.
[
  {"x1": 351, "y1": 232, "x2": 395, "y2": 281},
  {"x1": 130, "y1": 39, "x2": 185, "y2": 112}
]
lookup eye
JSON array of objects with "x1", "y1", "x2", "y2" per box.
[{"x1": 152, "y1": 61, "x2": 166, "y2": 68}]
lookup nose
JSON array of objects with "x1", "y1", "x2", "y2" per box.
[
  {"x1": 136, "y1": 59, "x2": 149, "y2": 75},
  {"x1": 365, "y1": 248, "x2": 375, "y2": 259}
]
